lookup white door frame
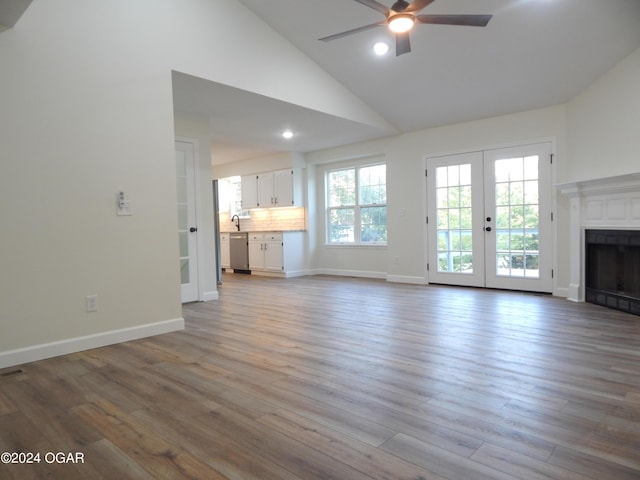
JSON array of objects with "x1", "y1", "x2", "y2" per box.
[{"x1": 423, "y1": 139, "x2": 556, "y2": 293}]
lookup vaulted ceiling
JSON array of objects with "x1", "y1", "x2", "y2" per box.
[
  {"x1": 6, "y1": 1, "x2": 640, "y2": 165},
  {"x1": 0, "y1": 0, "x2": 32, "y2": 33},
  {"x1": 239, "y1": 0, "x2": 640, "y2": 132},
  {"x1": 40, "y1": 0, "x2": 639, "y2": 166},
  {"x1": 198, "y1": 0, "x2": 640, "y2": 164}
]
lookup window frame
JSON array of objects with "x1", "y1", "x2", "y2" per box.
[{"x1": 325, "y1": 162, "x2": 387, "y2": 246}]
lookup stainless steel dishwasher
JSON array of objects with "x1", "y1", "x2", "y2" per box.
[{"x1": 229, "y1": 232, "x2": 249, "y2": 273}]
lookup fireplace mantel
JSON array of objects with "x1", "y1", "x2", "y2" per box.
[{"x1": 556, "y1": 173, "x2": 640, "y2": 302}]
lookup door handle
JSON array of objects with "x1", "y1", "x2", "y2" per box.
[
  {"x1": 189, "y1": 227, "x2": 198, "y2": 233},
  {"x1": 485, "y1": 227, "x2": 492, "y2": 232}
]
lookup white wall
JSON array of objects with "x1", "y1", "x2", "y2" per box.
[
  {"x1": 0, "y1": 3, "x2": 182, "y2": 365},
  {"x1": 304, "y1": 46, "x2": 640, "y2": 292},
  {"x1": 2, "y1": 2, "x2": 637, "y2": 367},
  {"x1": 566, "y1": 46, "x2": 640, "y2": 182},
  {"x1": 0, "y1": 0, "x2": 387, "y2": 367},
  {"x1": 212, "y1": 152, "x2": 305, "y2": 179},
  {"x1": 306, "y1": 106, "x2": 568, "y2": 287}
]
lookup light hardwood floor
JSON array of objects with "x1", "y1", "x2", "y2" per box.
[{"x1": 1, "y1": 273, "x2": 640, "y2": 479}]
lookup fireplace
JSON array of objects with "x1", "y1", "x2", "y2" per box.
[
  {"x1": 557, "y1": 173, "x2": 640, "y2": 306},
  {"x1": 585, "y1": 230, "x2": 640, "y2": 315}
]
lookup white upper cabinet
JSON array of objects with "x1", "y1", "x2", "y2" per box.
[
  {"x1": 242, "y1": 169, "x2": 303, "y2": 209},
  {"x1": 241, "y1": 174, "x2": 259, "y2": 209},
  {"x1": 257, "y1": 172, "x2": 275, "y2": 207},
  {"x1": 273, "y1": 169, "x2": 295, "y2": 206}
]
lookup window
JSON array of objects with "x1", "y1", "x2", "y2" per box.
[
  {"x1": 218, "y1": 176, "x2": 249, "y2": 217},
  {"x1": 327, "y1": 164, "x2": 387, "y2": 244}
]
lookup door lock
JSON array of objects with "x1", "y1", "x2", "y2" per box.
[
  {"x1": 485, "y1": 227, "x2": 492, "y2": 232},
  {"x1": 189, "y1": 227, "x2": 198, "y2": 233}
]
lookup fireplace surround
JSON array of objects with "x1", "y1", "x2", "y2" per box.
[{"x1": 557, "y1": 173, "x2": 640, "y2": 311}]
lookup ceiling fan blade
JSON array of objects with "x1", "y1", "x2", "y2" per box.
[
  {"x1": 416, "y1": 14, "x2": 492, "y2": 27},
  {"x1": 319, "y1": 21, "x2": 385, "y2": 42},
  {"x1": 404, "y1": 0, "x2": 438, "y2": 14},
  {"x1": 352, "y1": 0, "x2": 391, "y2": 16},
  {"x1": 395, "y1": 32, "x2": 411, "y2": 56}
]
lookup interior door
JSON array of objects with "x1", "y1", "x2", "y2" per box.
[
  {"x1": 176, "y1": 140, "x2": 199, "y2": 303},
  {"x1": 427, "y1": 143, "x2": 553, "y2": 293}
]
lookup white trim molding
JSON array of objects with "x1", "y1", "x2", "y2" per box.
[
  {"x1": 202, "y1": 291, "x2": 219, "y2": 302},
  {"x1": 556, "y1": 173, "x2": 640, "y2": 302},
  {"x1": 0, "y1": 318, "x2": 184, "y2": 369},
  {"x1": 386, "y1": 275, "x2": 428, "y2": 285},
  {"x1": 313, "y1": 268, "x2": 387, "y2": 280}
]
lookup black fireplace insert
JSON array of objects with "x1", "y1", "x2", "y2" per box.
[{"x1": 585, "y1": 229, "x2": 640, "y2": 315}]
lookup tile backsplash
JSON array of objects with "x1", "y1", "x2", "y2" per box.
[{"x1": 220, "y1": 207, "x2": 306, "y2": 232}]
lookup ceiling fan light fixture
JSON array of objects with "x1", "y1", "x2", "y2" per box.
[{"x1": 388, "y1": 13, "x2": 414, "y2": 33}]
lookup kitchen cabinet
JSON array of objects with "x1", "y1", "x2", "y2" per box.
[
  {"x1": 220, "y1": 233, "x2": 230, "y2": 269},
  {"x1": 248, "y1": 233, "x2": 266, "y2": 270},
  {"x1": 248, "y1": 232, "x2": 282, "y2": 272},
  {"x1": 241, "y1": 169, "x2": 303, "y2": 209},
  {"x1": 248, "y1": 231, "x2": 305, "y2": 277},
  {"x1": 241, "y1": 174, "x2": 259, "y2": 209},
  {"x1": 257, "y1": 173, "x2": 274, "y2": 208}
]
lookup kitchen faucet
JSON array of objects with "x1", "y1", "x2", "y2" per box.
[{"x1": 231, "y1": 214, "x2": 241, "y2": 231}]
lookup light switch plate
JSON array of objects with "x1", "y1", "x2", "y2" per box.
[{"x1": 117, "y1": 200, "x2": 132, "y2": 216}]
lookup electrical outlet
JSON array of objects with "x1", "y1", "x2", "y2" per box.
[{"x1": 86, "y1": 295, "x2": 98, "y2": 312}]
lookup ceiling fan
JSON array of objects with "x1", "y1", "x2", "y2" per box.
[{"x1": 319, "y1": 0, "x2": 492, "y2": 56}]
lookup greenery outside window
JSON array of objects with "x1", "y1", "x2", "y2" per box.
[{"x1": 327, "y1": 164, "x2": 387, "y2": 244}]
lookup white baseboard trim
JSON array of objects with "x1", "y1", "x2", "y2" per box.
[
  {"x1": 0, "y1": 318, "x2": 185, "y2": 369},
  {"x1": 567, "y1": 283, "x2": 581, "y2": 302},
  {"x1": 553, "y1": 287, "x2": 569, "y2": 298},
  {"x1": 247, "y1": 269, "x2": 310, "y2": 279},
  {"x1": 386, "y1": 275, "x2": 427, "y2": 285},
  {"x1": 284, "y1": 269, "x2": 312, "y2": 278},
  {"x1": 202, "y1": 290, "x2": 219, "y2": 301},
  {"x1": 313, "y1": 268, "x2": 387, "y2": 280}
]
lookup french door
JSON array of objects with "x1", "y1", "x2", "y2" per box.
[
  {"x1": 176, "y1": 140, "x2": 199, "y2": 303},
  {"x1": 427, "y1": 143, "x2": 553, "y2": 293}
]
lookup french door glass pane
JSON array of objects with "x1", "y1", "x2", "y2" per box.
[
  {"x1": 494, "y1": 156, "x2": 540, "y2": 278},
  {"x1": 180, "y1": 259, "x2": 189, "y2": 284},
  {"x1": 435, "y1": 163, "x2": 473, "y2": 274},
  {"x1": 176, "y1": 150, "x2": 190, "y2": 286}
]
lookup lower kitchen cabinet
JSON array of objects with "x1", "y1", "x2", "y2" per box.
[
  {"x1": 220, "y1": 233, "x2": 230, "y2": 269},
  {"x1": 248, "y1": 231, "x2": 305, "y2": 277}
]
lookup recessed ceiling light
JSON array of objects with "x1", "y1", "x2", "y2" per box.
[
  {"x1": 282, "y1": 130, "x2": 294, "y2": 139},
  {"x1": 373, "y1": 42, "x2": 389, "y2": 55}
]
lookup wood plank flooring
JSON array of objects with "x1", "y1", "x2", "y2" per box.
[{"x1": 1, "y1": 273, "x2": 640, "y2": 479}]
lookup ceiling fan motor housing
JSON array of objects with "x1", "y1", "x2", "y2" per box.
[{"x1": 391, "y1": 0, "x2": 410, "y2": 12}]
